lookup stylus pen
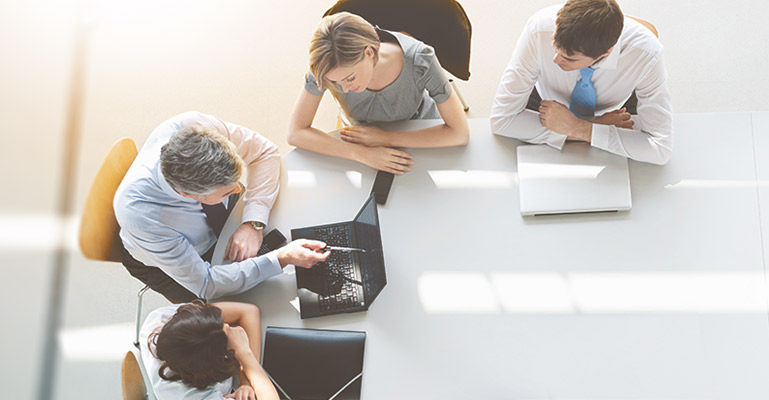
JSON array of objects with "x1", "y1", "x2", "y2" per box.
[
  {"x1": 335, "y1": 273, "x2": 363, "y2": 286},
  {"x1": 322, "y1": 246, "x2": 367, "y2": 253}
]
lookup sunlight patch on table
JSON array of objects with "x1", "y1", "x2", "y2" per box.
[
  {"x1": 571, "y1": 272, "x2": 768, "y2": 313},
  {"x1": 418, "y1": 271, "x2": 769, "y2": 315},
  {"x1": 490, "y1": 272, "x2": 576, "y2": 313},
  {"x1": 345, "y1": 171, "x2": 363, "y2": 189},
  {"x1": 427, "y1": 170, "x2": 516, "y2": 189},
  {"x1": 518, "y1": 163, "x2": 605, "y2": 180},
  {"x1": 665, "y1": 179, "x2": 769, "y2": 189},
  {"x1": 287, "y1": 170, "x2": 317, "y2": 188}
]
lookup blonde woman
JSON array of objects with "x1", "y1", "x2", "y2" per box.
[{"x1": 288, "y1": 12, "x2": 469, "y2": 175}]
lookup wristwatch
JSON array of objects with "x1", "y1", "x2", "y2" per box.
[{"x1": 249, "y1": 221, "x2": 265, "y2": 231}]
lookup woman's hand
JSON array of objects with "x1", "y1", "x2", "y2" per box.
[
  {"x1": 340, "y1": 125, "x2": 389, "y2": 147},
  {"x1": 221, "y1": 321, "x2": 280, "y2": 400},
  {"x1": 224, "y1": 324, "x2": 252, "y2": 357},
  {"x1": 355, "y1": 146, "x2": 413, "y2": 174},
  {"x1": 226, "y1": 384, "x2": 256, "y2": 400}
]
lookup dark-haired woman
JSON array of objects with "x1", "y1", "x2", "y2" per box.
[{"x1": 140, "y1": 301, "x2": 278, "y2": 400}]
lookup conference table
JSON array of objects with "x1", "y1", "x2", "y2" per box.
[{"x1": 215, "y1": 114, "x2": 769, "y2": 399}]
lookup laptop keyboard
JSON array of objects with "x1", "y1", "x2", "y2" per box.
[
  {"x1": 318, "y1": 251, "x2": 360, "y2": 311},
  {"x1": 313, "y1": 225, "x2": 362, "y2": 312},
  {"x1": 314, "y1": 225, "x2": 351, "y2": 246}
]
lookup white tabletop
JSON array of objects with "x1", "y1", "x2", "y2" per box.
[
  {"x1": 217, "y1": 116, "x2": 769, "y2": 399},
  {"x1": 752, "y1": 111, "x2": 769, "y2": 281}
]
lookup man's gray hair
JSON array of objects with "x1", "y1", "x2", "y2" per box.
[{"x1": 160, "y1": 125, "x2": 244, "y2": 196}]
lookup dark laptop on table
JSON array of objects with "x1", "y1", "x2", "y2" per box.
[{"x1": 291, "y1": 194, "x2": 387, "y2": 319}]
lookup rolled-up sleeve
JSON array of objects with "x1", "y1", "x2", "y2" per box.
[
  {"x1": 188, "y1": 112, "x2": 281, "y2": 225},
  {"x1": 490, "y1": 23, "x2": 567, "y2": 149},
  {"x1": 590, "y1": 56, "x2": 673, "y2": 165}
]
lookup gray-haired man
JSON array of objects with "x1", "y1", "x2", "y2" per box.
[{"x1": 115, "y1": 111, "x2": 329, "y2": 302}]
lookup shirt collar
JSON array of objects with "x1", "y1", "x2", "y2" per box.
[
  {"x1": 591, "y1": 35, "x2": 622, "y2": 71},
  {"x1": 154, "y1": 160, "x2": 194, "y2": 202}
]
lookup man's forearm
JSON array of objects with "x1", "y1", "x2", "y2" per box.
[{"x1": 565, "y1": 119, "x2": 593, "y2": 143}]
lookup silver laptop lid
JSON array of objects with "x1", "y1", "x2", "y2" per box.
[{"x1": 517, "y1": 143, "x2": 632, "y2": 216}]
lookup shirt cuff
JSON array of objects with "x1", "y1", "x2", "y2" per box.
[
  {"x1": 242, "y1": 205, "x2": 270, "y2": 227},
  {"x1": 590, "y1": 123, "x2": 611, "y2": 151},
  {"x1": 254, "y1": 250, "x2": 283, "y2": 279},
  {"x1": 546, "y1": 131, "x2": 568, "y2": 150}
]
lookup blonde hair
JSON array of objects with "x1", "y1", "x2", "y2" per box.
[{"x1": 309, "y1": 12, "x2": 380, "y2": 91}]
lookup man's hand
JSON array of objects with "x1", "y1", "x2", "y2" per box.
[
  {"x1": 354, "y1": 146, "x2": 413, "y2": 175},
  {"x1": 594, "y1": 107, "x2": 634, "y2": 129},
  {"x1": 225, "y1": 223, "x2": 264, "y2": 262},
  {"x1": 276, "y1": 239, "x2": 330, "y2": 269},
  {"x1": 539, "y1": 100, "x2": 592, "y2": 142},
  {"x1": 340, "y1": 125, "x2": 388, "y2": 147},
  {"x1": 226, "y1": 384, "x2": 256, "y2": 400}
]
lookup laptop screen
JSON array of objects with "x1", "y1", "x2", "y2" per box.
[{"x1": 353, "y1": 194, "x2": 387, "y2": 304}]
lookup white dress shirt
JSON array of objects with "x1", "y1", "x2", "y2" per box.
[
  {"x1": 114, "y1": 111, "x2": 282, "y2": 300},
  {"x1": 140, "y1": 304, "x2": 233, "y2": 400},
  {"x1": 490, "y1": 5, "x2": 673, "y2": 165}
]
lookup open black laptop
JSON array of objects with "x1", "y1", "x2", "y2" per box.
[{"x1": 291, "y1": 194, "x2": 387, "y2": 319}]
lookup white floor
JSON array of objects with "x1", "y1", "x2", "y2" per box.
[{"x1": 0, "y1": 1, "x2": 767, "y2": 399}]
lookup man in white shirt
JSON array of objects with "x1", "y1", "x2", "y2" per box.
[
  {"x1": 115, "y1": 111, "x2": 329, "y2": 302},
  {"x1": 490, "y1": 0, "x2": 672, "y2": 165}
]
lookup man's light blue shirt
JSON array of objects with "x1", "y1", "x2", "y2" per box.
[{"x1": 114, "y1": 112, "x2": 282, "y2": 300}]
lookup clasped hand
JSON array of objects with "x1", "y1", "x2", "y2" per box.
[
  {"x1": 539, "y1": 100, "x2": 634, "y2": 142},
  {"x1": 341, "y1": 124, "x2": 413, "y2": 174},
  {"x1": 356, "y1": 146, "x2": 413, "y2": 175},
  {"x1": 340, "y1": 125, "x2": 388, "y2": 147},
  {"x1": 539, "y1": 100, "x2": 590, "y2": 141},
  {"x1": 594, "y1": 107, "x2": 634, "y2": 129}
]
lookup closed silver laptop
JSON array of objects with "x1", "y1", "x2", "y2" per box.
[{"x1": 517, "y1": 143, "x2": 632, "y2": 216}]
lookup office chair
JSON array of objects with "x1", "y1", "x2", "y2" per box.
[
  {"x1": 77, "y1": 137, "x2": 156, "y2": 398},
  {"x1": 324, "y1": 0, "x2": 472, "y2": 112},
  {"x1": 78, "y1": 136, "x2": 150, "y2": 343},
  {"x1": 79, "y1": 137, "x2": 137, "y2": 262},
  {"x1": 627, "y1": 15, "x2": 659, "y2": 38},
  {"x1": 122, "y1": 348, "x2": 157, "y2": 400}
]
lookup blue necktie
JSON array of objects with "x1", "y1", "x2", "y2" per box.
[{"x1": 570, "y1": 67, "x2": 596, "y2": 117}]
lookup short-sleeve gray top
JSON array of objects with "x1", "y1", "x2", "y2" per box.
[{"x1": 305, "y1": 28, "x2": 452, "y2": 124}]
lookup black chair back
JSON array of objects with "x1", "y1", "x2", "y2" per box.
[
  {"x1": 262, "y1": 327, "x2": 366, "y2": 399},
  {"x1": 324, "y1": 0, "x2": 472, "y2": 80}
]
